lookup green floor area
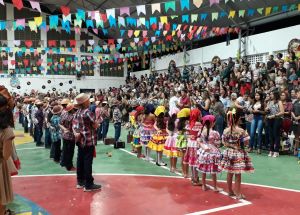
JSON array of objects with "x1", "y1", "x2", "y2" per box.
[{"x1": 16, "y1": 124, "x2": 300, "y2": 190}]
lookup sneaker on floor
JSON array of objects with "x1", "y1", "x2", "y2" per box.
[
  {"x1": 76, "y1": 183, "x2": 84, "y2": 189},
  {"x1": 273, "y1": 152, "x2": 279, "y2": 158},
  {"x1": 84, "y1": 184, "x2": 102, "y2": 192},
  {"x1": 268, "y1": 152, "x2": 273, "y2": 157}
]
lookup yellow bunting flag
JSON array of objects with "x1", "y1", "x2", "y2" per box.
[
  {"x1": 60, "y1": 58, "x2": 65, "y2": 63},
  {"x1": 28, "y1": 21, "x2": 37, "y2": 32},
  {"x1": 160, "y1": 16, "x2": 168, "y2": 24},
  {"x1": 172, "y1": 31, "x2": 176, "y2": 36},
  {"x1": 134, "y1": 30, "x2": 140, "y2": 37},
  {"x1": 298, "y1": 4, "x2": 300, "y2": 11},
  {"x1": 34, "y1": 16, "x2": 43, "y2": 26},
  {"x1": 265, "y1": 7, "x2": 272, "y2": 16},
  {"x1": 228, "y1": 10, "x2": 236, "y2": 19}
]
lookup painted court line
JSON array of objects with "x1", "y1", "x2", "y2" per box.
[{"x1": 16, "y1": 147, "x2": 45, "y2": 151}]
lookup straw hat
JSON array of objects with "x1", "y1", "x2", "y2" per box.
[
  {"x1": 36, "y1": 101, "x2": 44, "y2": 106},
  {"x1": 102, "y1": 101, "x2": 108, "y2": 104},
  {"x1": 75, "y1": 93, "x2": 90, "y2": 105},
  {"x1": 61, "y1": 98, "x2": 71, "y2": 105},
  {"x1": 95, "y1": 101, "x2": 101, "y2": 106},
  {"x1": 90, "y1": 98, "x2": 95, "y2": 103},
  {"x1": 51, "y1": 105, "x2": 63, "y2": 114},
  {"x1": 65, "y1": 103, "x2": 75, "y2": 112}
]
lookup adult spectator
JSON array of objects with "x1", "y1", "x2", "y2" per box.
[{"x1": 267, "y1": 55, "x2": 277, "y2": 81}]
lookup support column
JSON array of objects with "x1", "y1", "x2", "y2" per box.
[
  {"x1": 6, "y1": 4, "x2": 14, "y2": 71},
  {"x1": 41, "y1": 12, "x2": 47, "y2": 76}
]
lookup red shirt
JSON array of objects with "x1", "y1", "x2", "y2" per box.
[{"x1": 180, "y1": 96, "x2": 190, "y2": 109}]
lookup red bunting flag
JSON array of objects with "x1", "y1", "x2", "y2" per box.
[
  {"x1": 48, "y1": 40, "x2": 57, "y2": 47},
  {"x1": 60, "y1": 6, "x2": 70, "y2": 16},
  {"x1": 23, "y1": 59, "x2": 29, "y2": 67},
  {"x1": 12, "y1": 0, "x2": 23, "y2": 10},
  {"x1": 69, "y1": 40, "x2": 76, "y2": 47},
  {"x1": 101, "y1": 14, "x2": 107, "y2": 22},
  {"x1": 108, "y1": 39, "x2": 114, "y2": 45},
  {"x1": 25, "y1": 40, "x2": 33, "y2": 48}
]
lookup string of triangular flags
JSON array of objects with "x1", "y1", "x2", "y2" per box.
[{"x1": 0, "y1": 1, "x2": 298, "y2": 35}]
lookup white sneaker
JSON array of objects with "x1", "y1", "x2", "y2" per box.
[
  {"x1": 273, "y1": 152, "x2": 279, "y2": 158},
  {"x1": 268, "y1": 152, "x2": 273, "y2": 157}
]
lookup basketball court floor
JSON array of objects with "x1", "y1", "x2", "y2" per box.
[{"x1": 9, "y1": 124, "x2": 300, "y2": 215}]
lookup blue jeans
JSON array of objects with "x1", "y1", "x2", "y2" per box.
[
  {"x1": 215, "y1": 115, "x2": 224, "y2": 137},
  {"x1": 97, "y1": 123, "x2": 103, "y2": 140},
  {"x1": 114, "y1": 122, "x2": 121, "y2": 142},
  {"x1": 267, "y1": 118, "x2": 282, "y2": 152},
  {"x1": 250, "y1": 115, "x2": 263, "y2": 149},
  {"x1": 102, "y1": 119, "x2": 110, "y2": 139}
]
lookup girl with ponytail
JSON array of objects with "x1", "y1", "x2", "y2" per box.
[
  {"x1": 163, "y1": 111, "x2": 180, "y2": 172},
  {"x1": 220, "y1": 108, "x2": 254, "y2": 199},
  {"x1": 197, "y1": 115, "x2": 222, "y2": 192},
  {"x1": 183, "y1": 108, "x2": 202, "y2": 186}
]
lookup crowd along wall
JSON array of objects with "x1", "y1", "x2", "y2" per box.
[{"x1": 153, "y1": 24, "x2": 300, "y2": 71}]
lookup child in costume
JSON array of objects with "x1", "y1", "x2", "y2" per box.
[
  {"x1": 148, "y1": 106, "x2": 168, "y2": 166},
  {"x1": 183, "y1": 108, "x2": 202, "y2": 185},
  {"x1": 140, "y1": 104, "x2": 156, "y2": 161},
  {"x1": 197, "y1": 115, "x2": 222, "y2": 192},
  {"x1": 131, "y1": 106, "x2": 145, "y2": 158},
  {"x1": 163, "y1": 111, "x2": 181, "y2": 172},
  {"x1": 221, "y1": 108, "x2": 254, "y2": 199},
  {"x1": 50, "y1": 105, "x2": 63, "y2": 163},
  {"x1": 176, "y1": 108, "x2": 190, "y2": 178}
]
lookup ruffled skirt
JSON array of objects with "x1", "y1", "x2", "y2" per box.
[
  {"x1": 164, "y1": 135, "x2": 182, "y2": 157},
  {"x1": 197, "y1": 144, "x2": 222, "y2": 174},
  {"x1": 220, "y1": 149, "x2": 254, "y2": 174},
  {"x1": 148, "y1": 130, "x2": 168, "y2": 152}
]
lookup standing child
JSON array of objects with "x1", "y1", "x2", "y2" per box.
[
  {"x1": 50, "y1": 105, "x2": 63, "y2": 163},
  {"x1": 221, "y1": 108, "x2": 254, "y2": 199},
  {"x1": 131, "y1": 106, "x2": 145, "y2": 158},
  {"x1": 163, "y1": 112, "x2": 181, "y2": 172},
  {"x1": 183, "y1": 108, "x2": 202, "y2": 185},
  {"x1": 197, "y1": 115, "x2": 222, "y2": 192},
  {"x1": 112, "y1": 100, "x2": 122, "y2": 142},
  {"x1": 148, "y1": 106, "x2": 168, "y2": 166},
  {"x1": 140, "y1": 104, "x2": 156, "y2": 161},
  {"x1": 176, "y1": 108, "x2": 190, "y2": 177}
]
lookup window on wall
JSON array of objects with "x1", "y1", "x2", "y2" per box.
[
  {"x1": 47, "y1": 30, "x2": 75, "y2": 47},
  {"x1": 47, "y1": 54, "x2": 77, "y2": 75},
  {"x1": 100, "y1": 63, "x2": 124, "y2": 77}
]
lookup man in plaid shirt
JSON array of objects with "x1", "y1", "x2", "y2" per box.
[{"x1": 72, "y1": 93, "x2": 101, "y2": 192}]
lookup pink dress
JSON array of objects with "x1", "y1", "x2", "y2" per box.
[
  {"x1": 183, "y1": 122, "x2": 202, "y2": 167},
  {"x1": 197, "y1": 130, "x2": 222, "y2": 174},
  {"x1": 163, "y1": 131, "x2": 182, "y2": 158}
]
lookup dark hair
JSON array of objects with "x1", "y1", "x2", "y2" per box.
[
  {"x1": 199, "y1": 120, "x2": 211, "y2": 141},
  {"x1": 272, "y1": 90, "x2": 280, "y2": 102},
  {"x1": 167, "y1": 114, "x2": 177, "y2": 132},
  {"x1": 227, "y1": 108, "x2": 242, "y2": 134},
  {"x1": 214, "y1": 94, "x2": 220, "y2": 102},
  {"x1": 156, "y1": 112, "x2": 166, "y2": 130},
  {"x1": 177, "y1": 117, "x2": 188, "y2": 131},
  {"x1": 0, "y1": 95, "x2": 14, "y2": 129}
]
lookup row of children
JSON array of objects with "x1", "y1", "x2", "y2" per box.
[{"x1": 129, "y1": 104, "x2": 254, "y2": 199}]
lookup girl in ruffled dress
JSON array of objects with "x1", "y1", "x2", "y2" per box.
[
  {"x1": 221, "y1": 108, "x2": 254, "y2": 199},
  {"x1": 176, "y1": 108, "x2": 190, "y2": 178},
  {"x1": 164, "y1": 112, "x2": 180, "y2": 172},
  {"x1": 148, "y1": 106, "x2": 168, "y2": 166},
  {"x1": 197, "y1": 115, "x2": 222, "y2": 192},
  {"x1": 183, "y1": 108, "x2": 202, "y2": 185}
]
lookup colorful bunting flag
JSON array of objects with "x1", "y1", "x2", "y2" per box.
[
  {"x1": 12, "y1": 0, "x2": 23, "y2": 10},
  {"x1": 136, "y1": 5, "x2": 146, "y2": 16},
  {"x1": 212, "y1": 12, "x2": 218, "y2": 21},
  {"x1": 193, "y1": 0, "x2": 203, "y2": 8},
  {"x1": 265, "y1": 7, "x2": 272, "y2": 16},
  {"x1": 164, "y1": 1, "x2": 176, "y2": 12},
  {"x1": 120, "y1": 7, "x2": 130, "y2": 16},
  {"x1": 76, "y1": 9, "x2": 86, "y2": 21},
  {"x1": 61, "y1": 6, "x2": 70, "y2": 16},
  {"x1": 228, "y1": 10, "x2": 236, "y2": 18},
  {"x1": 239, "y1": 10, "x2": 245, "y2": 17},
  {"x1": 151, "y1": 3, "x2": 161, "y2": 14},
  {"x1": 180, "y1": 0, "x2": 190, "y2": 11},
  {"x1": 210, "y1": 0, "x2": 219, "y2": 7},
  {"x1": 34, "y1": 17, "x2": 43, "y2": 27},
  {"x1": 29, "y1": 1, "x2": 41, "y2": 12}
]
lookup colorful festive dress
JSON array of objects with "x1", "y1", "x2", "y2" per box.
[
  {"x1": 220, "y1": 129, "x2": 254, "y2": 174},
  {"x1": 197, "y1": 130, "x2": 222, "y2": 174},
  {"x1": 148, "y1": 129, "x2": 168, "y2": 152},
  {"x1": 183, "y1": 122, "x2": 202, "y2": 167},
  {"x1": 163, "y1": 131, "x2": 182, "y2": 157},
  {"x1": 176, "y1": 130, "x2": 188, "y2": 150},
  {"x1": 140, "y1": 117, "x2": 155, "y2": 146}
]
